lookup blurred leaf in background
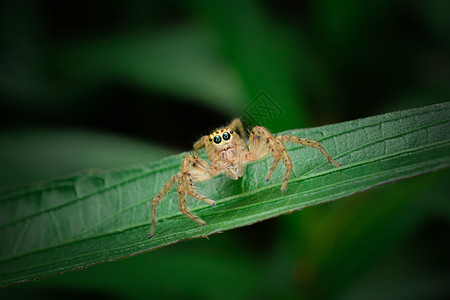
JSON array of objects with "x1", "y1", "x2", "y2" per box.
[
  {"x1": 0, "y1": 128, "x2": 175, "y2": 188},
  {"x1": 0, "y1": 0, "x2": 449, "y2": 299}
]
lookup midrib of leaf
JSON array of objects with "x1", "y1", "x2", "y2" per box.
[{"x1": 0, "y1": 102, "x2": 449, "y2": 286}]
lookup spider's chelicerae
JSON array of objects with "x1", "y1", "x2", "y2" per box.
[{"x1": 148, "y1": 118, "x2": 341, "y2": 237}]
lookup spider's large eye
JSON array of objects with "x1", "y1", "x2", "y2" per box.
[
  {"x1": 222, "y1": 132, "x2": 230, "y2": 140},
  {"x1": 213, "y1": 135, "x2": 222, "y2": 144}
]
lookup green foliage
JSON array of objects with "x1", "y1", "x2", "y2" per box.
[
  {"x1": 1, "y1": 102, "x2": 449, "y2": 287},
  {"x1": 0, "y1": 128, "x2": 176, "y2": 189},
  {"x1": 1, "y1": 0, "x2": 450, "y2": 298},
  {"x1": 55, "y1": 26, "x2": 247, "y2": 115}
]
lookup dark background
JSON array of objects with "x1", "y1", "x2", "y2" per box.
[{"x1": 1, "y1": 0, "x2": 449, "y2": 299}]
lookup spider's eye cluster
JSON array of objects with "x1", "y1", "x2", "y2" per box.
[{"x1": 209, "y1": 128, "x2": 233, "y2": 144}]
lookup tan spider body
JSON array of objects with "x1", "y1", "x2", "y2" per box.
[{"x1": 149, "y1": 118, "x2": 341, "y2": 237}]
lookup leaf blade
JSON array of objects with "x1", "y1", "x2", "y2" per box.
[{"x1": 1, "y1": 102, "x2": 449, "y2": 286}]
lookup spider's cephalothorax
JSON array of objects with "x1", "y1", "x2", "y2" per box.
[
  {"x1": 205, "y1": 127, "x2": 245, "y2": 169},
  {"x1": 148, "y1": 118, "x2": 341, "y2": 237}
]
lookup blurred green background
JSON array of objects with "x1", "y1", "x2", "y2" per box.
[{"x1": 1, "y1": 0, "x2": 449, "y2": 299}]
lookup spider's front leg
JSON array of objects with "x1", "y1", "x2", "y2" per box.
[
  {"x1": 248, "y1": 126, "x2": 341, "y2": 192},
  {"x1": 248, "y1": 126, "x2": 293, "y2": 192},
  {"x1": 149, "y1": 173, "x2": 177, "y2": 237},
  {"x1": 180, "y1": 155, "x2": 217, "y2": 208},
  {"x1": 277, "y1": 135, "x2": 342, "y2": 168},
  {"x1": 149, "y1": 154, "x2": 216, "y2": 238}
]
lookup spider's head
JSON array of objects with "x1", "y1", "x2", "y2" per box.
[{"x1": 208, "y1": 128, "x2": 236, "y2": 146}]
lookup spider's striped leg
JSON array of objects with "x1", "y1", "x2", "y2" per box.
[
  {"x1": 237, "y1": 152, "x2": 245, "y2": 177},
  {"x1": 149, "y1": 173, "x2": 179, "y2": 238},
  {"x1": 149, "y1": 154, "x2": 215, "y2": 238},
  {"x1": 177, "y1": 175, "x2": 207, "y2": 227},
  {"x1": 248, "y1": 126, "x2": 293, "y2": 192},
  {"x1": 227, "y1": 118, "x2": 247, "y2": 140},
  {"x1": 178, "y1": 154, "x2": 222, "y2": 228},
  {"x1": 182, "y1": 155, "x2": 217, "y2": 206},
  {"x1": 193, "y1": 136, "x2": 208, "y2": 155},
  {"x1": 277, "y1": 135, "x2": 342, "y2": 168}
]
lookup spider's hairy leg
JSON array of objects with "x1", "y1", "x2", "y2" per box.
[
  {"x1": 149, "y1": 154, "x2": 216, "y2": 238},
  {"x1": 237, "y1": 152, "x2": 245, "y2": 177},
  {"x1": 149, "y1": 173, "x2": 179, "y2": 238},
  {"x1": 193, "y1": 136, "x2": 208, "y2": 155},
  {"x1": 181, "y1": 155, "x2": 217, "y2": 206},
  {"x1": 184, "y1": 179, "x2": 216, "y2": 207},
  {"x1": 277, "y1": 135, "x2": 342, "y2": 168},
  {"x1": 178, "y1": 176, "x2": 207, "y2": 227},
  {"x1": 248, "y1": 126, "x2": 293, "y2": 192},
  {"x1": 227, "y1": 118, "x2": 247, "y2": 140}
]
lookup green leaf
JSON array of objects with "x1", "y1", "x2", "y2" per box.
[
  {"x1": 190, "y1": 0, "x2": 309, "y2": 129},
  {"x1": 55, "y1": 26, "x2": 247, "y2": 114},
  {"x1": 1, "y1": 102, "x2": 449, "y2": 286}
]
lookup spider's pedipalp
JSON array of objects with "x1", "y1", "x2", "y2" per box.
[{"x1": 182, "y1": 154, "x2": 212, "y2": 181}]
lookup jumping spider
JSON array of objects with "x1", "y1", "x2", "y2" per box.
[{"x1": 148, "y1": 118, "x2": 341, "y2": 237}]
